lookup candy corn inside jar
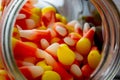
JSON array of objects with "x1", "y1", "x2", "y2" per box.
[{"x1": 0, "y1": 0, "x2": 120, "y2": 80}]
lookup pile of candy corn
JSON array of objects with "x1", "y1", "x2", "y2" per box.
[{"x1": 1, "y1": 1, "x2": 102, "y2": 80}]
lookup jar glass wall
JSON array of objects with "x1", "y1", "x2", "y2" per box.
[
  {"x1": 0, "y1": 0, "x2": 28, "y2": 80},
  {"x1": 0, "y1": 0, "x2": 120, "y2": 80},
  {"x1": 90, "y1": 0, "x2": 120, "y2": 80}
]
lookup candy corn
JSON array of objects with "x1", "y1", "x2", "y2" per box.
[
  {"x1": 53, "y1": 22, "x2": 68, "y2": 37},
  {"x1": 19, "y1": 66, "x2": 44, "y2": 79},
  {"x1": 12, "y1": 26, "x2": 21, "y2": 40},
  {"x1": 19, "y1": 29, "x2": 51, "y2": 43},
  {"x1": 37, "y1": 49, "x2": 74, "y2": 80},
  {"x1": 75, "y1": 52, "x2": 84, "y2": 62},
  {"x1": 67, "y1": 20, "x2": 78, "y2": 28},
  {"x1": 81, "y1": 64, "x2": 93, "y2": 78},
  {"x1": 83, "y1": 23, "x2": 90, "y2": 35},
  {"x1": 41, "y1": 71, "x2": 61, "y2": 80},
  {"x1": 31, "y1": 7, "x2": 41, "y2": 16},
  {"x1": 70, "y1": 64, "x2": 82, "y2": 77},
  {"x1": 74, "y1": 22, "x2": 83, "y2": 35},
  {"x1": 57, "y1": 44, "x2": 76, "y2": 65},
  {"x1": 52, "y1": 62, "x2": 73, "y2": 80},
  {"x1": 45, "y1": 43, "x2": 60, "y2": 58},
  {"x1": 69, "y1": 32, "x2": 82, "y2": 41},
  {"x1": 66, "y1": 20, "x2": 78, "y2": 33},
  {"x1": 36, "y1": 60, "x2": 53, "y2": 71},
  {"x1": 16, "y1": 4, "x2": 41, "y2": 29},
  {"x1": 16, "y1": 60, "x2": 34, "y2": 67},
  {"x1": 7, "y1": 1, "x2": 103, "y2": 80},
  {"x1": 17, "y1": 14, "x2": 26, "y2": 20},
  {"x1": 40, "y1": 38, "x2": 50, "y2": 49},
  {"x1": 12, "y1": 38, "x2": 41, "y2": 60},
  {"x1": 63, "y1": 36, "x2": 76, "y2": 46},
  {"x1": 87, "y1": 46, "x2": 101, "y2": 69},
  {"x1": 41, "y1": 6, "x2": 56, "y2": 27},
  {"x1": 83, "y1": 27, "x2": 95, "y2": 43},
  {"x1": 76, "y1": 38, "x2": 91, "y2": 56},
  {"x1": 76, "y1": 27, "x2": 95, "y2": 56},
  {"x1": 56, "y1": 13, "x2": 67, "y2": 24}
]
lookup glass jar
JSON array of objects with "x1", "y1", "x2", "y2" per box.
[{"x1": 0, "y1": 0, "x2": 120, "y2": 80}]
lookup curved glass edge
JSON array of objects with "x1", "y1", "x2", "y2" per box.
[
  {"x1": 112, "y1": 0, "x2": 120, "y2": 78},
  {"x1": 113, "y1": 0, "x2": 120, "y2": 12},
  {"x1": 0, "y1": 0, "x2": 27, "y2": 80},
  {"x1": 90, "y1": 0, "x2": 120, "y2": 80}
]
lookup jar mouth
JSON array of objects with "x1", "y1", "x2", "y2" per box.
[{"x1": 0, "y1": 0, "x2": 120, "y2": 80}]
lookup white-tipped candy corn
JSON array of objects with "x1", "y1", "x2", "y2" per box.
[
  {"x1": 53, "y1": 22, "x2": 68, "y2": 37},
  {"x1": 83, "y1": 27, "x2": 96, "y2": 42},
  {"x1": 76, "y1": 27, "x2": 95, "y2": 55},
  {"x1": 40, "y1": 38, "x2": 50, "y2": 49},
  {"x1": 70, "y1": 64, "x2": 82, "y2": 77},
  {"x1": 67, "y1": 20, "x2": 78, "y2": 27},
  {"x1": 75, "y1": 52, "x2": 84, "y2": 62},
  {"x1": 36, "y1": 49, "x2": 56, "y2": 65},
  {"x1": 25, "y1": 19, "x2": 36, "y2": 29},
  {"x1": 83, "y1": 23, "x2": 90, "y2": 35},
  {"x1": 29, "y1": 0, "x2": 38, "y2": 4},
  {"x1": 17, "y1": 14, "x2": 26, "y2": 20},
  {"x1": 16, "y1": 60, "x2": 34, "y2": 67},
  {"x1": 47, "y1": 28, "x2": 57, "y2": 38},
  {"x1": 55, "y1": 25, "x2": 67, "y2": 37},
  {"x1": 19, "y1": 29, "x2": 51, "y2": 41},
  {"x1": 74, "y1": 22, "x2": 83, "y2": 35},
  {"x1": 45, "y1": 43, "x2": 60, "y2": 58},
  {"x1": 19, "y1": 29, "x2": 36, "y2": 39},
  {"x1": 67, "y1": 20, "x2": 79, "y2": 33},
  {"x1": 19, "y1": 66, "x2": 44, "y2": 79},
  {"x1": 63, "y1": 37, "x2": 76, "y2": 46}
]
